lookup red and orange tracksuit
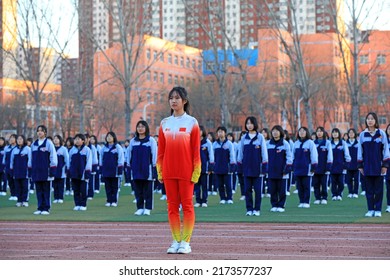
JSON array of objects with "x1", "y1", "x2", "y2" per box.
[{"x1": 157, "y1": 113, "x2": 201, "y2": 243}]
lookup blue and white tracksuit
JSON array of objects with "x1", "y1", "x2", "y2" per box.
[
  {"x1": 237, "y1": 132, "x2": 268, "y2": 212},
  {"x1": 213, "y1": 139, "x2": 236, "y2": 202},
  {"x1": 0, "y1": 146, "x2": 6, "y2": 193},
  {"x1": 330, "y1": 140, "x2": 351, "y2": 198},
  {"x1": 313, "y1": 139, "x2": 333, "y2": 201},
  {"x1": 69, "y1": 145, "x2": 92, "y2": 207},
  {"x1": 346, "y1": 139, "x2": 360, "y2": 195},
  {"x1": 31, "y1": 138, "x2": 58, "y2": 212},
  {"x1": 358, "y1": 129, "x2": 390, "y2": 212},
  {"x1": 53, "y1": 146, "x2": 69, "y2": 200},
  {"x1": 195, "y1": 138, "x2": 214, "y2": 204},
  {"x1": 10, "y1": 146, "x2": 32, "y2": 203},
  {"x1": 3, "y1": 144, "x2": 17, "y2": 197},
  {"x1": 100, "y1": 143, "x2": 124, "y2": 204},
  {"x1": 292, "y1": 139, "x2": 318, "y2": 204},
  {"x1": 267, "y1": 138, "x2": 293, "y2": 209},
  {"x1": 87, "y1": 144, "x2": 99, "y2": 199},
  {"x1": 386, "y1": 137, "x2": 390, "y2": 207}
]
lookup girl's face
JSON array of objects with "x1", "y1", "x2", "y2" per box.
[
  {"x1": 217, "y1": 130, "x2": 226, "y2": 139},
  {"x1": 366, "y1": 114, "x2": 376, "y2": 128},
  {"x1": 316, "y1": 129, "x2": 324, "y2": 139},
  {"x1": 106, "y1": 134, "x2": 114, "y2": 143},
  {"x1": 36, "y1": 127, "x2": 46, "y2": 139},
  {"x1": 272, "y1": 129, "x2": 281, "y2": 139},
  {"x1": 348, "y1": 130, "x2": 355, "y2": 139},
  {"x1": 53, "y1": 137, "x2": 60, "y2": 146},
  {"x1": 207, "y1": 134, "x2": 213, "y2": 141},
  {"x1": 261, "y1": 130, "x2": 268, "y2": 139},
  {"x1": 9, "y1": 136, "x2": 16, "y2": 145},
  {"x1": 343, "y1": 134, "x2": 348, "y2": 140},
  {"x1": 332, "y1": 131, "x2": 339, "y2": 139},
  {"x1": 169, "y1": 91, "x2": 186, "y2": 113},
  {"x1": 74, "y1": 137, "x2": 84, "y2": 147},
  {"x1": 227, "y1": 135, "x2": 233, "y2": 142},
  {"x1": 298, "y1": 129, "x2": 307, "y2": 139},
  {"x1": 246, "y1": 120, "x2": 254, "y2": 132},
  {"x1": 17, "y1": 136, "x2": 24, "y2": 146},
  {"x1": 386, "y1": 126, "x2": 390, "y2": 137},
  {"x1": 136, "y1": 123, "x2": 146, "y2": 136},
  {"x1": 0, "y1": 139, "x2": 4, "y2": 146},
  {"x1": 90, "y1": 137, "x2": 96, "y2": 145}
]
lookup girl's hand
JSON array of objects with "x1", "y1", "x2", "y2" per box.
[
  {"x1": 359, "y1": 168, "x2": 364, "y2": 176},
  {"x1": 381, "y1": 167, "x2": 387, "y2": 176},
  {"x1": 158, "y1": 179, "x2": 163, "y2": 184}
]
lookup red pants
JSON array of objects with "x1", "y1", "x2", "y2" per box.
[{"x1": 164, "y1": 179, "x2": 195, "y2": 243}]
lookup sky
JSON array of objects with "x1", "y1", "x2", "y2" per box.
[{"x1": 51, "y1": 0, "x2": 390, "y2": 58}]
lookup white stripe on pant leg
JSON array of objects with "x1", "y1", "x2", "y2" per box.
[
  {"x1": 308, "y1": 176, "x2": 312, "y2": 203},
  {"x1": 116, "y1": 177, "x2": 121, "y2": 204},
  {"x1": 152, "y1": 180, "x2": 155, "y2": 209}
]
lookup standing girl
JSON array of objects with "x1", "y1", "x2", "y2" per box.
[
  {"x1": 68, "y1": 134, "x2": 92, "y2": 211},
  {"x1": 53, "y1": 135, "x2": 69, "y2": 204},
  {"x1": 0, "y1": 137, "x2": 6, "y2": 196},
  {"x1": 127, "y1": 120, "x2": 157, "y2": 216},
  {"x1": 267, "y1": 126, "x2": 293, "y2": 212},
  {"x1": 386, "y1": 124, "x2": 390, "y2": 213},
  {"x1": 90, "y1": 135, "x2": 102, "y2": 194},
  {"x1": 358, "y1": 112, "x2": 390, "y2": 217},
  {"x1": 292, "y1": 127, "x2": 318, "y2": 208},
  {"x1": 64, "y1": 137, "x2": 74, "y2": 196},
  {"x1": 345, "y1": 129, "x2": 360, "y2": 198},
  {"x1": 157, "y1": 86, "x2": 201, "y2": 254},
  {"x1": 330, "y1": 128, "x2": 351, "y2": 200},
  {"x1": 3, "y1": 134, "x2": 17, "y2": 200},
  {"x1": 100, "y1": 131, "x2": 124, "y2": 207},
  {"x1": 313, "y1": 127, "x2": 333, "y2": 205},
  {"x1": 207, "y1": 132, "x2": 217, "y2": 195},
  {"x1": 237, "y1": 117, "x2": 268, "y2": 216},
  {"x1": 31, "y1": 125, "x2": 58, "y2": 215},
  {"x1": 10, "y1": 135, "x2": 32, "y2": 207}
]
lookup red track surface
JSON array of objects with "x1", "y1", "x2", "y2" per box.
[{"x1": 1, "y1": 222, "x2": 389, "y2": 260}]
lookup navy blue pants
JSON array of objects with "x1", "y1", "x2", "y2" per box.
[
  {"x1": 87, "y1": 173, "x2": 96, "y2": 198},
  {"x1": 15, "y1": 178, "x2": 28, "y2": 203},
  {"x1": 386, "y1": 179, "x2": 390, "y2": 206},
  {"x1": 346, "y1": 170, "x2": 359, "y2": 195},
  {"x1": 296, "y1": 176, "x2": 311, "y2": 204},
  {"x1": 244, "y1": 176, "x2": 263, "y2": 211},
  {"x1": 215, "y1": 174, "x2": 233, "y2": 201},
  {"x1": 53, "y1": 178, "x2": 65, "y2": 200},
  {"x1": 7, "y1": 173, "x2": 16, "y2": 196},
  {"x1": 360, "y1": 174, "x2": 366, "y2": 192},
  {"x1": 35, "y1": 181, "x2": 51, "y2": 211},
  {"x1": 268, "y1": 178, "x2": 287, "y2": 208},
  {"x1": 313, "y1": 173, "x2": 329, "y2": 200},
  {"x1": 0, "y1": 172, "x2": 6, "y2": 192},
  {"x1": 72, "y1": 178, "x2": 88, "y2": 207},
  {"x1": 331, "y1": 173, "x2": 344, "y2": 197},
  {"x1": 365, "y1": 176, "x2": 384, "y2": 211},
  {"x1": 195, "y1": 173, "x2": 208, "y2": 204},
  {"x1": 104, "y1": 177, "x2": 119, "y2": 204},
  {"x1": 94, "y1": 171, "x2": 101, "y2": 191},
  {"x1": 133, "y1": 179, "x2": 153, "y2": 210}
]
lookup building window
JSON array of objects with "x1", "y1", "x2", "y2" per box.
[
  {"x1": 160, "y1": 54, "x2": 164, "y2": 62},
  {"x1": 377, "y1": 74, "x2": 386, "y2": 88},
  {"x1": 379, "y1": 115, "x2": 387, "y2": 124},
  {"x1": 153, "y1": 50, "x2": 158, "y2": 60},
  {"x1": 376, "y1": 54, "x2": 386, "y2": 65},
  {"x1": 146, "y1": 49, "x2": 151, "y2": 59},
  {"x1": 359, "y1": 75, "x2": 368, "y2": 85},
  {"x1": 360, "y1": 55, "x2": 368, "y2": 64},
  {"x1": 168, "y1": 54, "x2": 172, "y2": 64},
  {"x1": 168, "y1": 74, "x2": 172, "y2": 84},
  {"x1": 160, "y1": 73, "x2": 164, "y2": 83},
  {"x1": 186, "y1": 57, "x2": 190, "y2": 67},
  {"x1": 174, "y1": 55, "x2": 178, "y2": 65},
  {"x1": 153, "y1": 72, "x2": 157, "y2": 82},
  {"x1": 146, "y1": 71, "x2": 151, "y2": 80}
]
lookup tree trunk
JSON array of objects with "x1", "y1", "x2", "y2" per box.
[{"x1": 303, "y1": 97, "x2": 314, "y2": 131}]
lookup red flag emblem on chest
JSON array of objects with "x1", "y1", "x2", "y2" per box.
[{"x1": 179, "y1": 127, "x2": 186, "y2": 132}]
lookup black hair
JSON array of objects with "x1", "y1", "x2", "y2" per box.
[
  {"x1": 26, "y1": 137, "x2": 33, "y2": 144},
  {"x1": 135, "y1": 120, "x2": 150, "y2": 138},
  {"x1": 74, "y1": 133, "x2": 86, "y2": 142},
  {"x1": 207, "y1": 132, "x2": 215, "y2": 142},
  {"x1": 9, "y1": 134, "x2": 17, "y2": 141},
  {"x1": 297, "y1": 127, "x2": 310, "y2": 141},
  {"x1": 36, "y1": 125, "x2": 47, "y2": 135},
  {"x1": 16, "y1": 135, "x2": 27, "y2": 147},
  {"x1": 216, "y1": 126, "x2": 227, "y2": 133},
  {"x1": 65, "y1": 137, "x2": 74, "y2": 148},
  {"x1": 284, "y1": 130, "x2": 290, "y2": 141},
  {"x1": 227, "y1": 132, "x2": 235, "y2": 142},
  {"x1": 386, "y1": 124, "x2": 390, "y2": 138},
  {"x1": 271, "y1": 125, "x2": 285, "y2": 139},
  {"x1": 105, "y1": 131, "x2": 118, "y2": 144},
  {"x1": 168, "y1": 86, "x2": 190, "y2": 115},
  {"x1": 315, "y1": 126, "x2": 327, "y2": 139},
  {"x1": 365, "y1": 112, "x2": 379, "y2": 129},
  {"x1": 90, "y1": 135, "x2": 98, "y2": 146},
  {"x1": 347, "y1": 128, "x2": 358, "y2": 139},
  {"x1": 54, "y1": 135, "x2": 64, "y2": 146},
  {"x1": 0, "y1": 137, "x2": 5, "y2": 148},
  {"x1": 244, "y1": 116, "x2": 259, "y2": 132},
  {"x1": 331, "y1": 128, "x2": 341, "y2": 140},
  {"x1": 199, "y1": 125, "x2": 207, "y2": 138},
  {"x1": 261, "y1": 128, "x2": 270, "y2": 140}
]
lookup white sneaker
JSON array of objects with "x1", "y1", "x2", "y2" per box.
[
  {"x1": 167, "y1": 241, "x2": 180, "y2": 254},
  {"x1": 220, "y1": 200, "x2": 226, "y2": 204},
  {"x1": 160, "y1": 195, "x2": 167, "y2": 200},
  {"x1": 111, "y1": 202, "x2": 118, "y2": 207},
  {"x1": 252, "y1": 210, "x2": 260, "y2": 216},
  {"x1": 79, "y1": 206, "x2": 87, "y2": 211},
  {"x1": 105, "y1": 202, "x2": 111, "y2": 207},
  {"x1": 177, "y1": 241, "x2": 191, "y2": 254},
  {"x1": 386, "y1": 206, "x2": 390, "y2": 213},
  {"x1": 65, "y1": 191, "x2": 70, "y2": 196},
  {"x1": 347, "y1": 194, "x2": 353, "y2": 198},
  {"x1": 293, "y1": 189, "x2": 299, "y2": 194},
  {"x1": 337, "y1": 196, "x2": 342, "y2": 201},
  {"x1": 201, "y1": 203, "x2": 208, "y2": 208},
  {"x1": 194, "y1": 203, "x2": 201, "y2": 208},
  {"x1": 353, "y1": 194, "x2": 358, "y2": 198},
  {"x1": 270, "y1": 207, "x2": 278, "y2": 212},
  {"x1": 227, "y1": 200, "x2": 233, "y2": 204},
  {"x1": 143, "y1": 209, "x2": 151, "y2": 216},
  {"x1": 232, "y1": 190, "x2": 236, "y2": 194},
  {"x1": 73, "y1": 206, "x2": 80, "y2": 211},
  {"x1": 240, "y1": 196, "x2": 246, "y2": 201},
  {"x1": 87, "y1": 197, "x2": 93, "y2": 200},
  {"x1": 313, "y1": 200, "x2": 320, "y2": 205},
  {"x1": 134, "y1": 209, "x2": 144, "y2": 216},
  {"x1": 302, "y1": 203, "x2": 310, "y2": 208},
  {"x1": 212, "y1": 191, "x2": 218, "y2": 196},
  {"x1": 57, "y1": 199, "x2": 64, "y2": 204},
  {"x1": 321, "y1": 199, "x2": 327, "y2": 205},
  {"x1": 360, "y1": 191, "x2": 366, "y2": 196},
  {"x1": 298, "y1": 203, "x2": 304, "y2": 208},
  {"x1": 22, "y1": 202, "x2": 29, "y2": 207},
  {"x1": 374, "y1": 211, "x2": 382, "y2": 217},
  {"x1": 207, "y1": 191, "x2": 212, "y2": 195},
  {"x1": 286, "y1": 191, "x2": 291, "y2": 196},
  {"x1": 29, "y1": 190, "x2": 34, "y2": 194},
  {"x1": 94, "y1": 190, "x2": 100, "y2": 194},
  {"x1": 277, "y1": 207, "x2": 285, "y2": 212},
  {"x1": 9, "y1": 196, "x2": 17, "y2": 201},
  {"x1": 365, "y1": 210, "x2": 374, "y2": 217},
  {"x1": 53, "y1": 200, "x2": 58, "y2": 204},
  {"x1": 246, "y1": 211, "x2": 253, "y2": 216},
  {"x1": 41, "y1": 211, "x2": 50, "y2": 215},
  {"x1": 16, "y1": 202, "x2": 22, "y2": 207},
  {"x1": 33, "y1": 210, "x2": 41, "y2": 215},
  {"x1": 332, "y1": 196, "x2": 337, "y2": 201},
  {"x1": 133, "y1": 199, "x2": 137, "y2": 203}
]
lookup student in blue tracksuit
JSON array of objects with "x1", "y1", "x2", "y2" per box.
[
  {"x1": 10, "y1": 135, "x2": 32, "y2": 207},
  {"x1": 53, "y1": 135, "x2": 69, "y2": 204},
  {"x1": 68, "y1": 134, "x2": 92, "y2": 211},
  {"x1": 346, "y1": 128, "x2": 360, "y2": 198},
  {"x1": 207, "y1": 132, "x2": 217, "y2": 195},
  {"x1": 26, "y1": 137, "x2": 35, "y2": 194},
  {"x1": 0, "y1": 137, "x2": 6, "y2": 196},
  {"x1": 236, "y1": 131, "x2": 246, "y2": 201},
  {"x1": 237, "y1": 117, "x2": 268, "y2": 216},
  {"x1": 260, "y1": 128, "x2": 271, "y2": 197},
  {"x1": 227, "y1": 133, "x2": 237, "y2": 194},
  {"x1": 267, "y1": 125, "x2": 293, "y2": 212},
  {"x1": 313, "y1": 127, "x2": 333, "y2": 205},
  {"x1": 283, "y1": 130, "x2": 294, "y2": 195},
  {"x1": 292, "y1": 127, "x2": 318, "y2": 208},
  {"x1": 85, "y1": 134, "x2": 99, "y2": 200},
  {"x1": 194, "y1": 125, "x2": 214, "y2": 208},
  {"x1": 31, "y1": 125, "x2": 58, "y2": 215},
  {"x1": 3, "y1": 134, "x2": 17, "y2": 200},
  {"x1": 64, "y1": 137, "x2": 74, "y2": 196},
  {"x1": 358, "y1": 112, "x2": 390, "y2": 217},
  {"x1": 386, "y1": 124, "x2": 390, "y2": 213},
  {"x1": 90, "y1": 135, "x2": 102, "y2": 194},
  {"x1": 100, "y1": 131, "x2": 124, "y2": 207},
  {"x1": 330, "y1": 128, "x2": 351, "y2": 201},
  {"x1": 123, "y1": 139, "x2": 132, "y2": 187},
  {"x1": 212, "y1": 126, "x2": 236, "y2": 205},
  {"x1": 127, "y1": 120, "x2": 157, "y2": 216}
]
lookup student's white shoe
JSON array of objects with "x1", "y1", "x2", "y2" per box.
[
  {"x1": 286, "y1": 191, "x2": 291, "y2": 196},
  {"x1": 73, "y1": 206, "x2": 80, "y2": 211},
  {"x1": 365, "y1": 210, "x2": 374, "y2": 217},
  {"x1": 177, "y1": 241, "x2": 191, "y2": 254},
  {"x1": 298, "y1": 203, "x2": 304, "y2": 208},
  {"x1": 65, "y1": 191, "x2": 70, "y2": 196},
  {"x1": 33, "y1": 210, "x2": 41, "y2": 215},
  {"x1": 270, "y1": 207, "x2": 278, "y2": 212},
  {"x1": 29, "y1": 190, "x2": 34, "y2": 194},
  {"x1": 313, "y1": 200, "x2": 320, "y2": 205},
  {"x1": 240, "y1": 196, "x2": 246, "y2": 201},
  {"x1": 201, "y1": 203, "x2": 208, "y2": 208},
  {"x1": 360, "y1": 191, "x2": 366, "y2": 196},
  {"x1": 53, "y1": 200, "x2": 58, "y2": 204},
  {"x1": 219, "y1": 200, "x2": 226, "y2": 204},
  {"x1": 321, "y1": 199, "x2": 327, "y2": 205},
  {"x1": 160, "y1": 195, "x2": 167, "y2": 200},
  {"x1": 133, "y1": 199, "x2": 137, "y2": 203},
  {"x1": 134, "y1": 209, "x2": 144, "y2": 216},
  {"x1": 22, "y1": 202, "x2": 29, "y2": 207},
  {"x1": 252, "y1": 210, "x2": 260, "y2": 216},
  {"x1": 40, "y1": 211, "x2": 50, "y2": 215},
  {"x1": 105, "y1": 202, "x2": 111, "y2": 207},
  {"x1": 337, "y1": 196, "x2": 342, "y2": 201},
  {"x1": 246, "y1": 211, "x2": 253, "y2": 216},
  {"x1": 57, "y1": 199, "x2": 64, "y2": 204},
  {"x1": 194, "y1": 203, "x2": 201, "y2": 208},
  {"x1": 347, "y1": 194, "x2": 353, "y2": 198},
  {"x1": 293, "y1": 190, "x2": 299, "y2": 194},
  {"x1": 386, "y1": 206, "x2": 390, "y2": 213},
  {"x1": 111, "y1": 202, "x2": 117, "y2": 207},
  {"x1": 94, "y1": 190, "x2": 100, "y2": 194},
  {"x1": 87, "y1": 197, "x2": 93, "y2": 201},
  {"x1": 15, "y1": 202, "x2": 22, "y2": 207},
  {"x1": 302, "y1": 203, "x2": 310, "y2": 208},
  {"x1": 227, "y1": 200, "x2": 233, "y2": 204},
  {"x1": 352, "y1": 194, "x2": 358, "y2": 198},
  {"x1": 374, "y1": 211, "x2": 382, "y2": 217},
  {"x1": 143, "y1": 209, "x2": 151, "y2": 216},
  {"x1": 277, "y1": 208, "x2": 285, "y2": 213},
  {"x1": 212, "y1": 191, "x2": 218, "y2": 196},
  {"x1": 167, "y1": 241, "x2": 180, "y2": 254},
  {"x1": 79, "y1": 206, "x2": 87, "y2": 211},
  {"x1": 332, "y1": 196, "x2": 337, "y2": 201}
]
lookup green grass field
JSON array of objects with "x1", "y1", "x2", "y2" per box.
[{"x1": 0, "y1": 185, "x2": 389, "y2": 224}]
